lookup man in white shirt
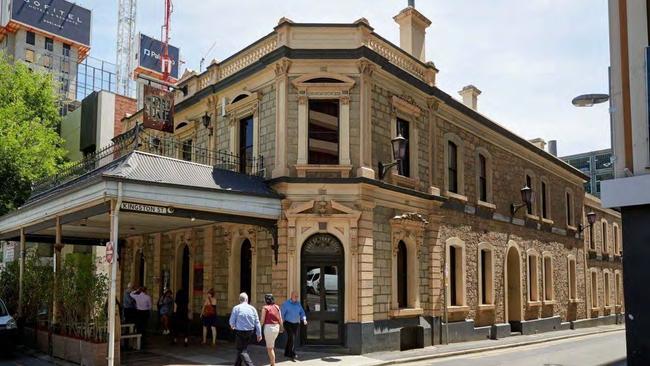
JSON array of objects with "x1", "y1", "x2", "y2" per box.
[{"x1": 130, "y1": 287, "x2": 153, "y2": 340}]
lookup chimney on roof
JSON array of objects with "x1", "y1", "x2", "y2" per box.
[
  {"x1": 394, "y1": 2, "x2": 431, "y2": 62},
  {"x1": 529, "y1": 138, "x2": 547, "y2": 151},
  {"x1": 548, "y1": 140, "x2": 557, "y2": 156},
  {"x1": 458, "y1": 85, "x2": 481, "y2": 110}
]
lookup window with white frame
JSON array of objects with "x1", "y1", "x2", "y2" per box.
[
  {"x1": 543, "y1": 253, "x2": 554, "y2": 301},
  {"x1": 396, "y1": 240, "x2": 408, "y2": 308},
  {"x1": 478, "y1": 243, "x2": 494, "y2": 305},
  {"x1": 390, "y1": 215, "x2": 426, "y2": 313},
  {"x1": 447, "y1": 238, "x2": 466, "y2": 307},
  {"x1": 395, "y1": 118, "x2": 411, "y2": 177},
  {"x1": 528, "y1": 250, "x2": 540, "y2": 302},
  {"x1": 308, "y1": 99, "x2": 340, "y2": 165}
]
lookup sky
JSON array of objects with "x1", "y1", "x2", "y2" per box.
[{"x1": 81, "y1": 0, "x2": 611, "y2": 157}]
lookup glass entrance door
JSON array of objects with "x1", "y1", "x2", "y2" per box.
[{"x1": 300, "y1": 234, "x2": 345, "y2": 346}]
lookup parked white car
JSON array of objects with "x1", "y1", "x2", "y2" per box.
[
  {"x1": 0, "y1": 298, "x2": 17, "y2": 354},
  {"x1": 306, "y1": 268, "x2": 338, "y2": 295}
]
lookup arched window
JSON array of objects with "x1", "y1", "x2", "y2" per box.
[
  {"x1": 604, "y1": 270, "x2": 611, "y2": 307},
  {"x1": 590, "y1": 268, "x2": 598, "y2": 308},
  {"x1": 478, "y1": 243, "x2": 494, "y2": 305},
  {"x1": 397, "y1": 241, "x2": 408, "y2": 308},
  {"x1": 542, "y1": 253, "x2": 554, "y2": 301},
  {"x1": 525, "y1": 174, "x2": 534, "y2": 215},
  {"x1": 568, "y1": 256, "x2": 577, "y2": 301},
  {"x1": 540, "y1": 177, "x2": 551, "y2": 220},
  {"x1": 613, "y1": 224, "x2": 621, "y2": 255},
  {"x1": 478, "y1": 154, "x2": 487, "y2": 202},
  {"x1": 602, "y1": 220, "x2": 609, "y2": 254},
  {"x1": 447, "y1": 238, "x2": 466, "y2": 307},
  {"x1": 615, "y1": 271, "x2": 622, "y2": 306},
  {"x1": 527, "y1": 250, "x2": 540, "y2": 302},
  {"x1": 448, "y1": 141, "x2": 458, "y2": 193},
  {"x1": 565, "y1": 190, "x2": 575, "y2": 227},
  {"x1": 240, "y1": 239, "x2": 253, "y2": 297}
]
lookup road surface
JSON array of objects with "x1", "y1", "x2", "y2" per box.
[{"x1": 404, "y1": 330, "x2": 626, "y2": 366}]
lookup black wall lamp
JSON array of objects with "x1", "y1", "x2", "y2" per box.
[
  {"x1": 201, "y1": 112, "x2": 213, "y2": 135},
  {"x1": 378, "y1": 134, "x2": 408, "y2": 180},
  {"x1": 510, "y1": 185, "x2": 533, "y2": 216},
  {"x1": 578, "y1": 211, "x2": 597, "y2": 234}
]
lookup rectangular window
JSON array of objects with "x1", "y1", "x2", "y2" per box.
[
  {"x1": 614, "y1": 226, "x2": 620, "y2": 254},
  {"x1": 239, "y1": 116, "x2": 254, "y2": 173},
  {"x1": 566, "y1": 192, "x2": 573, "y2": 226},
  {"x1": 448, "y1": 141, "x2": 458, "y2": 193},
  {"x1": 181, "y1": 139, "x2": 193, "y2": 161},
  {"x1": 591, "y1": 271, "x2": 598, "y2": 307},
  {"x1": 569, "y1": 259, "x2": 577, "y2": 300},
  {"x1": 541, "y1": 181, "x2": 548, "y2": 219},
  {"x1": 62, "y1": 43, "x2": 71, "y2": 57},
  {"x1": 615, "y1": 273, "x2": 621, "y2": 305},
  {"x1": 308, "y1": 99, "x2": 339, "y2": 164},
  {"x1": 24, "y1": 49, "x2": 35, "y2": 63},
  {"x1": 26, "y1": 31, "x2": 35, "y2": 45},
  {"x1": 528, "y1": 255, "x2": 538, "y2": 302},
  {"x1": 604, "y1": 272, "x2": 611, "y2": 307},
  {"x1": 602, "y1": 222, "x2": 609, "y2": 253},
  {"x1": 45, "y1": 37, "x2": 54, "y2": 52},
  {"x1": 60, "y1": 77, "x2": 70, "y2": 94},
  {"x1": 479, "y1": 249, "x2": 493, "y2": 304},
  {"x1": 589, "y1": 224, "x2": 595, "y2": 250},
  {"x1": 42, "y1": 54, "x2": 51, "y2": 68},
  {"x1": 479, "y1": 154, "x2": 487, "y2": 202},
  {"x1": 396, "y1": 118, "x2": 410, "y2": 177},
  {"x1": 543, "y1": 256, "x2": 553, "y2": 301},
  {"x1": 526, "y1": 175, "x2": 533, "y2": 214},
  {"x1": 449, "y1": 246, "x2": 457, "y2": 306}
]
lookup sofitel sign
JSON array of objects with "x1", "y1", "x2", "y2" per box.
[
  {"x1": 10, "y1": 0, "x2": 91, "y2": 46},
  {"x1": 143, "y1": 85, "x2": 174, "y2": 133},
  {"x1": 120, "y1": 202, "x2": 175, "y2": 215}
]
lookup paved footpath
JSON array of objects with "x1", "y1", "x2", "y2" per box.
[{"x1": 0, "y1": 324, "x2": 624, "y2": 366}]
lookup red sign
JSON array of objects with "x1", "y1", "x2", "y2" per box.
[
  {"x1": 143, "y1": 85, "x2": 174, "y2": 132},
  {"x1": 106, "y1": 242, "x2": 115, "y2": 264}
]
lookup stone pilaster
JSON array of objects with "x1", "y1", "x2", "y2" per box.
[{"x1": 272, "y1": 59, "x2": 291, "y2": 178}]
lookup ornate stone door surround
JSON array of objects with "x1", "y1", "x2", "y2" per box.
[
  {"x1": 223, "y1": 224, "x2": 259, "y2": 307},
  {"x1": 285, "y1": 199, "x2": 361, "y2": 323}
]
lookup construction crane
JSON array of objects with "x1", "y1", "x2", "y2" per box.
[
  {"x1": 116, "y1": 0, "x2": 137, "y2": 97},
  {"x1": 161, "y1": 0, "x2": 173, "y2": 82}
]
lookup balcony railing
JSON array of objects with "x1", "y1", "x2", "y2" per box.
[{"x1": 31, "y1": 125, "x2": 265, "y2": 198}]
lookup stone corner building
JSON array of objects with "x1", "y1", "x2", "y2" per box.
[{"x1": 0, "y1": 3, "x2": 624, "y2": 355}]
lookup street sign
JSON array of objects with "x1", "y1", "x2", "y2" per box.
[{"x1": 106, "y1": 241, "x2": 114, "y2": 264}]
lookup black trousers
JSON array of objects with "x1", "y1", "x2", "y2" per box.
[
  {"x1": 135, "y1": 310, "x2": 149, "y2": 336},
  {"x1": 234, "y1": 330, "x2": 255, "y2": 366},
  {"x1": 283, "y1": 321, "x2": 299, "y2": 358}
]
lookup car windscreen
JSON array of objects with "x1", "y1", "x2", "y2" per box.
[{"x1": 0, "y1": 300, "x2": 7, "y2": 316}]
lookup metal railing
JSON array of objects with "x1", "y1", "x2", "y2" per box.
[{"x1": 31, "y1": 125, "x2": 265, "y2": 197}]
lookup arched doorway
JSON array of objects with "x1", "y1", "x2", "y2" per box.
[
  {"x1": 301, "y1": 234, "x2": 345, "y2": 345},
  {"x1": 240, "y1": 239, "x2": 253, "y2": 297},
  {"x1": 506, "y1": 246, "x2": 522, "y2": 326}
]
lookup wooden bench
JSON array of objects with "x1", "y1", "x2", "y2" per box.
[{"x1": 121, "y1": 333, "x2": 142, "y2": 350}]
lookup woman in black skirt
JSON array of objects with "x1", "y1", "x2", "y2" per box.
[{"x1": 173, "y1": 288, "x2": 190, "y2": 346}]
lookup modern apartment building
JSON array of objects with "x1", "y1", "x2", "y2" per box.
[
  {"x1": 601, "y1": 1, "x2": 650, "y2": 364},
  {"x1": 561, "y1": 148, "x2": 614, "y2": 198},
  {"x1": 0, "y1": 0, "x2": 91, "y2": 109}
]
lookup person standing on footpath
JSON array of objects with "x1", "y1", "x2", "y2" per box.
[
  {"x1": 158, "y1": 289, "x2": 173, "y2": 335},
  {"x1": 260, "y1": 294, "x2": 283, "y2": 366},
  {"x1": 229, "y1": 292, "x2": 262, "y2": 366},
  {"x1": 281, "y1": 291, "x2": 307, "y2": 361},
  {"x1": 130, "y1": 287, "x2": 153, "y2": 340},
  {"x1": 173, "y1": 287, "x2": 190, "y2": 347},
  {"x1": 122, "y1": 282, "x2": 136, "y2": 325},
  {"x1": 201, "y1": 288, "x2": 218, "y2": 345}
]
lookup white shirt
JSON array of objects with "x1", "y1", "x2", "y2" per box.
[{"x1": 130, "y1": 291, "x2": 152, "y2": 311}]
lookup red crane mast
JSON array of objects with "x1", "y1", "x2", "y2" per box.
[{"x1": 161, "y1": 0, "x2": 173, "y2": 82}]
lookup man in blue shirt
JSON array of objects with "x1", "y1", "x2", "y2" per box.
[
  {"x1": 229, "y1": 292, "x2": 262, "y2": 366},
  {"x1": 281, "y1": 291, "x2": 307, "y2": 360}
]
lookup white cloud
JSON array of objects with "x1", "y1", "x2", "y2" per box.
[{"x1": 80, "y1": 0, "x2": 611, "y2": 156}]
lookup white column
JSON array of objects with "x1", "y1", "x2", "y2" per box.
[
  {"x1": 108, "y1": 195, "x2": 121, "y2": 366},
  {"x1": 297, "y1": 96, "x2": 308, "y2": 165},
  {"x1": 18, "y1": 228, "x2": 25, "y2": 319},
  {"x1": 340, "y1": 96, "x2": 351, "y2": 166},
  {"x1": 52, "y1": 218, "x2": 63, "y2": 325}
]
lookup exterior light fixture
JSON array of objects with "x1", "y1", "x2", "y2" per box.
[
  {"x1": 510, "y1": 185, "x2": 533, "y2": 216},
  {"x1": 571, "y1": 94, "x2": 609, "y2": 107},
  {"x1": 378, "y1": 133, "x2": 408, "y2": 180},
  {"x1": 578, "y1": 211, "x2": 597, "y2": 234},
  {"x1": 202, "y1": 112, "x2": 213, "y2": 135}
]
